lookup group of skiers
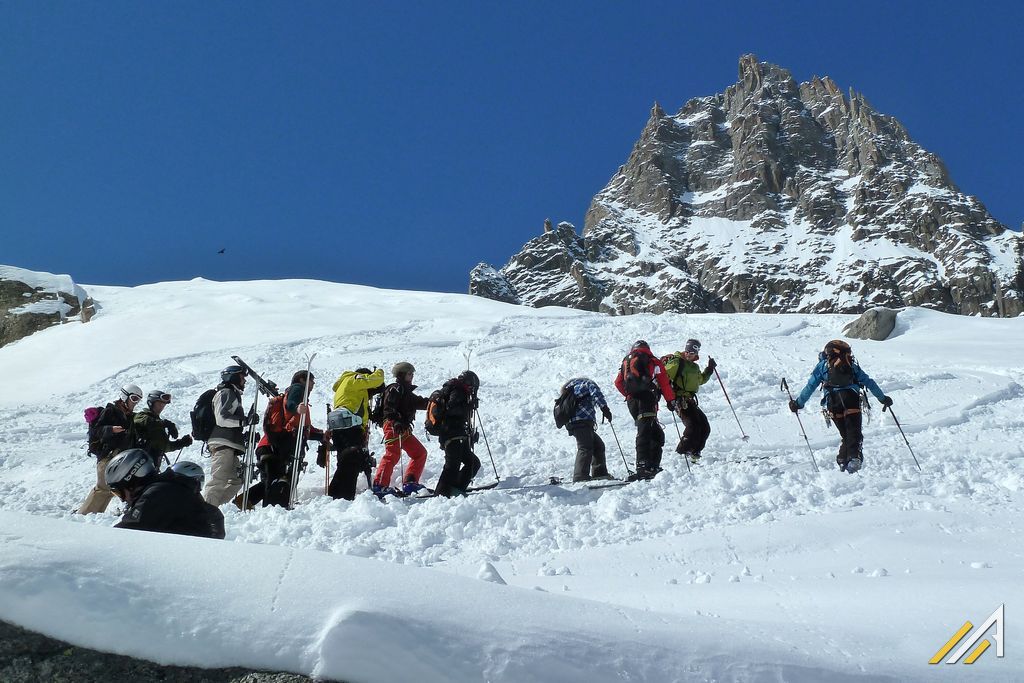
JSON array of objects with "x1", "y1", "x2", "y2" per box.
[{"x1": 77, "y1": 337, "x2": 893, "y2": 540}]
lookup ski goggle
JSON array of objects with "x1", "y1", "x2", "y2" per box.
[
  {"x1": 126, "y1": 393, "x2": 142, "y2": 402},
  {"x1": 151, "y1": 393, "x2": 172, "y2": 404}
]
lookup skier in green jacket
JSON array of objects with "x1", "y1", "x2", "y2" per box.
[
  {"x1": 134, "y1": 390, "x2": 193, "y2": 469},
  {"x1": 664, "y1": 339, "x2": 716, "y2": 462}
]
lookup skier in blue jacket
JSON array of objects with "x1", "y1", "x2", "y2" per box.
[{"x1": 789, "y1": 340, "x2": 892, "y2": 473}]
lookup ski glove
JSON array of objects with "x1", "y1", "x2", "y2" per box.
[
  {"x1": 471, "y1": 430, "x2": 480, "y2": 444},
  {"x1": 601, "y1": 405, "x2": 613, "y2": 423},
  {"x1": 706, "y1": 357, "x2": 717, "y2": 372},
  {"x1": 245, "y1": 409, "x2": 260, "y2": 426},
  {"x1": 666, "y1": 399, "x2": 677, "y2": 412},
  {"x1": 788, "y1": 399, "x2": 800, "y2": 413},
  {"x1": 163, "y1": 420, "x2": 179, "y2": 439},
  {"x1": 880, "y1": 396, "x2": 893, "y2": 408}
]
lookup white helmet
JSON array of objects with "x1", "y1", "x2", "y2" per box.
[
  {"x1": 169, "y1": 461, "x2": 205, "y2": 494},
  {"x1": 120, "y1": 384, "x2": 144, "y2": 402}
]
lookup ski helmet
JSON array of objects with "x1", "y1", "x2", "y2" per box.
[
  {"x1": 221, "y1": 365, "x2": 245, "y2": 384},
  {"x1": 169, "y1": 461, "x2": 205, "y2": 493},
  {"x1": 392, "y1": 361, "x2": 415, "y2": 378},
  {"x1": 120, "y1": 383, "x2": 144, "y2": 402},
  {"x1": 631, "y1": 340, "x2": 650, "y2": 351},
  {"x1": 105, "y1": 448, "x2": 157, "y2": 493},
  {"x1": 458, "y1": 370, "x2": 480, "y2": 391},
  {"x1": 146, "y1": 390, "x2": 172, "y2": 407},
  {"x1": 683, "y1": 339, "x2": 701, "y2": 355}
]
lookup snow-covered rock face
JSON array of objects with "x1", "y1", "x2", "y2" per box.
[
  {"x1": 470, "y1": 55, "x2": 1024, "y2": 317},
  {"x1": 0, "y1": 265, "x2": 93, "y2": 348}
]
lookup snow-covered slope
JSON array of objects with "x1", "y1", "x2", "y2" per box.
[{"x1": 1, "y1": 277, "x2": 1022, "y2": 682}]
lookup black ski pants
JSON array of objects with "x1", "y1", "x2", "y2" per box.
[
  {"x1": 627, "y1": 393, "x2": 664, "y2": 472},
  {"x1": 328, "y1": 426, "x2": 373, "y2": 501},
  {"x1": 674, "y1": 398, "x2": 711, "y2": 457},
  {"x1": 827, "y1": 388, "x2": 864, "y2": 467},
  {"x1": 434, "y1": 436, "x2": 481, "y2": 497},
  {"x1": 567, "y1": 421, "x2": 608, "y2": 481},
  {"x1": 259, "y1": 446, "x2": 292, "y2": 508}
]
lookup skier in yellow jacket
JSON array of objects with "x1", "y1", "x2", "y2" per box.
[{"x1": 327, "y1": 367, "x2": 385, "y2": 499}]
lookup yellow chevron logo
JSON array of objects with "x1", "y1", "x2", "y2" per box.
[{"x1": 930, "y1": 604, "x2": 1004, "y2": 665}]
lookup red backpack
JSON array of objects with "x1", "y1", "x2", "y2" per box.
[{"x1": 263, "y1": 394, "x2": 290, "y2": 434}]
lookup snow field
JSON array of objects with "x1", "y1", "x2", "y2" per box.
[{"x1": 1, "y1": 278, "x2": 1022, "y2": 681}]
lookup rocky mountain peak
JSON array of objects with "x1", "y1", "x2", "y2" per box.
[{"x1": 471, "y1": 55, "x2": 1023, "y2": 317}]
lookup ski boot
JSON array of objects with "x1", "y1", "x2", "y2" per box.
[
  {"x1": 402, "y1": 481, "x2": 427, "y2": 495},
  {"x1": 845, "y1": 457, "x2": 863, "y2": 473}
]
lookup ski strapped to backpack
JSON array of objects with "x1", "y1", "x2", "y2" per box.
[
  {"x1": 552, "y1": 381, "x2": 578, "y2": 429},
  {"x1": 621, "y1": 349, "x2": 655, "y2": 394}
]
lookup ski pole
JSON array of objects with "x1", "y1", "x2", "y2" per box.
[
  {"x1": 669, "y1": 409, "x2": 693, "y2": 477},
  {"x1": 241, "y1": 391, "x2": 261, "y2": 511},
  {"x1": 474, "y1": 410, "x2": 499, "y2": 481},
  {"x1": 325, "y1": 403, "x2": 331, "y2": 495},
  {"x1": 714, "y1": 368, "x2": 749, "y2": 442},
  {"x1": 607, "y1": 420, "x2": 632, "y2": 477},
  {"x1": 780, "y1": 378, "x2": 820, "y2": 473},
  {"x1": 172, "y1": 447, "x2": 184, "y2": 465},
  {"x1": 883, "y1": 404, "x2": 921, "y2": 472},
  {"x1": 289, "y1": 353, "x2": 317, "y2": 508}
]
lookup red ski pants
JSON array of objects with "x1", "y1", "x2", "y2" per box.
[{"x1": 373, "y1": 420, "x2": 427, "y2": 487}]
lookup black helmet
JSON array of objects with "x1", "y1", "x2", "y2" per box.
[
  {"x1": 458, "y1": 370, "x2": 480, "y2": 391},
  {"x1": 221, "y1": 365, "x2": 245, "y2": 384},
  {"x1": 146, "y1": 389, "x2": 172, "y2": 408},
  {"x1": 631, "y1": 340, "x2": 650, "y2": 350},
  {"x1": 105, "y1": 448, "x2": 158, "y2": 493},
  {"x1": 169, "y1": 461, "x2": 205, "y2": 494}
]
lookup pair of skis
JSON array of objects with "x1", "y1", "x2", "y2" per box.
[
  {"x1": 232, "y1": 353, "x2": 316, "y2": 512},
  {"x1": 232, "y1": 355, "x2": 280, "y2": 512}
]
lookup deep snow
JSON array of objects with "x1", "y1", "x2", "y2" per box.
[{"x1": 0, "y1": 276, "x2": 1021, "y2": 682}]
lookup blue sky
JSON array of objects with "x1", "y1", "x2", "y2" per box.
[{"x1": 2, "y1": 1, "x2": 1021, "y2": 293}]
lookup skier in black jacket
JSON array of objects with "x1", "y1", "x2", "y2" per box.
[
  {"x1": 432, "y1": 371, "x2": 482, "y2": 497},
  {"x1": 107, "y1": 449, "x2": 225, "y2": 539}
]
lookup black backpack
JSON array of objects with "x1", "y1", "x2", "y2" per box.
[
  {"x1": 85, "y1": 405, "x2": 106, "y2": 456},
  {"x1": 621, "y1": 350, "x2": 655, "y2": 394},
  {"x1": 190, "y1": 389, "x2": 217, "y2": 442},
  {"x1": 423, "y1": 389, "x2": 447, "y2": 436},
  {"x1": 552, "y1": 383, "x2": 578, "y2": 429},
  {"x1": 368, "y1": 392, "x2": 385, "y2": 428},
  {"x1": 824, "y1": 340, "x2": 857, "y2": 388}
]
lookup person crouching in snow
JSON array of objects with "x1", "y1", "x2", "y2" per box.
[
  {"x1": 789, "y1": 340, "x2": 892, "y2": 473},
  {"x1": 373, "y1": 362, "x2": 430, "y2": 496},
  {"x1": 558, "y1": 377, "x2": 615, "y2": 482},
  {"x1": 108, "y1": 449, "x2": 225, "y2": 539}
]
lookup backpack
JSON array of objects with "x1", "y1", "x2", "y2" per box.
[
  {"x1": 85, "y1": 406, "x2": 105, "y2": 456},
  {"x1": 621, "y1": 350, "x2": 655, "y2": 394},
  {"x1": 190, "y1": 389, "x2": 217, "y2": 442},
  {"x1": 660, "y1": 354, "x2": 684, "y2": 393},
  {"x1": 423, "y1": 389, "x2": 447, "y2": 436},
  {"x1": 552, "y1": 382, "x2": 578, "y2": 429},
  {"x1": 368, "y1": 392, "x2": 385, "y2": 428},
  {"x1": 263, "y1": 394, "x2": 289, "y2": 434},
  {"x1": 823, "y1": 340, "x2": 857, "y2": 388}
]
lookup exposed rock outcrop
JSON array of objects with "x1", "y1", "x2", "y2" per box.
[
  {"x1": 470, "y1": 56, "x2": 1024, "y2": 317},
  {"x1": 0, "y1": 265, "x2": 93, "y2": 348}
]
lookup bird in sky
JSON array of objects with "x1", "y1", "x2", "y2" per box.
[{"x1": 217, "y1": 248, "x2": 225, "y2": 254}]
